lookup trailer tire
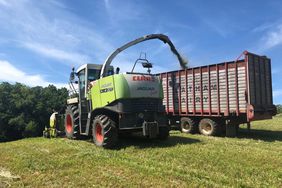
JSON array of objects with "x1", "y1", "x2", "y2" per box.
[
  {"x1": 65, "y1": 105, "x2": 80, "y2": 139},
  {"x1": 180, "y1": 117, "x2": 198, "y2": 134},
  {"x1": 158, "y1": 126, "x2": 169, "y2": 140},
  {"x1": 199, "y1": 118, "x2": 221, "y2": 136},
  {"x1": 92, "y1": 115, "x2": 118, "y2": 148}
]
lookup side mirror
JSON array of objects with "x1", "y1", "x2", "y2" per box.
[
  {"x1": 69, "y1": 67, "x2": 75, "y2": 81},
  {"x1": 116, "y1": 67, "x2": 120, "y2": 74}
]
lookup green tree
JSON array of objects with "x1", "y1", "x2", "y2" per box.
[
  {"x1": 0, "y1": 82, "x2": 68, "y2": 142},
  {"x1": 276, "y1": 105, "x2": 282, "y2": 114}
]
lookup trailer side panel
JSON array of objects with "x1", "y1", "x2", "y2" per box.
[{"x1": 159, "y1": 52, "x2": 276, "y2": 122}]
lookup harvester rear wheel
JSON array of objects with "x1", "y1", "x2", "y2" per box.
[
  {"x1": 65, "y1": 105, "x2": 80, "y2": 139},
  {"x1": 180, "y1": 117, "x2": 198, "y2": 134},
  {"x1": 92, "y1": 115, "x2": 118, "y2": 148},
  {"x1": 199, "y1": 118, "x2": 221, "y2": 136}
]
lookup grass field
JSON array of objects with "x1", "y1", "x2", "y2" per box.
[{"x1": 0, "y1": 116, "x2": 281, "y2": 187}]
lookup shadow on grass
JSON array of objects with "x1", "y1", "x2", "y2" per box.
[
  {"x1": 238, "y1": 129, "x2": 282, "y2": 142},
  {"x1": 115, "y1": 133, "x2": 200, "y2": 149}
]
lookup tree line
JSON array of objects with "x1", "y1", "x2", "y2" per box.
[
  {"x1": 277, "y1": 104, "x2": 282, "y2": 114},
  {"x1": 0, "y1": 82, "x2": 68, "y2": 142}
]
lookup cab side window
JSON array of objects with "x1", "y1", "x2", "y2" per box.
[{"x1": 78, "y1": 70, "x2": 86, "y2": 98}]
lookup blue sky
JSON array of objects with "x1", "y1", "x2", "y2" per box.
[{"x1": 0, "y1": 0, "x2": 282, "y2": 104}]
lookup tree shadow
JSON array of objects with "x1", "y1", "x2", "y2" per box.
[
  {"x1": 237, "y1": 129, "x2": 282, "y2": 142},
  {"x1": 115, "y1": 133, "x2": 200, "y2": 150}
]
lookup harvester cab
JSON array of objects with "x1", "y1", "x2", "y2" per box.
[
  {"x1": 69, "y1": 64, "x2": 114, "y2": 96},
  {"x1": 70, "y1": 64, "x2": 114, "y2": 97},
  {"x1": 65, "y1": 34, "x2": 187, "y2": 148},
  {"x1": 67, "y1": 64, "x2": 115, "y2": 133}
]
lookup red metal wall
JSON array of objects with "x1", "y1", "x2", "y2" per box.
[{"x1": 158, "y1": 51, "x2": 276, "y2": 121}]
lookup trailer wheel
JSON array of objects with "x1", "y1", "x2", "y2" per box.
[
  {"x1": 92, "y1": 115, "x2": 118, "y2": 148},
  {"x1": 65, "y1": 105, "x2": 80, "y2": 139},
  {"x1": 199, "y1": 118, "x2": 221, "y2": 136},
  {"x1": 180, "y1": 117, "x2": 198, "y2": 134},
  {"x1": 158, "y1": 126, "x2": 169, "y2": 140}
]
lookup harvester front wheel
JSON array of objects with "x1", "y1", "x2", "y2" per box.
[
  {"x1": 65, "y1": 105, "x2": 80, "y2": 139},
  {"x1": 92, "y1": 115, "x2": 118, "y2": 148}
]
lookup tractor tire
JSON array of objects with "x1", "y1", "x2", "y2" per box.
[
  {"x1": 92, "y1": 115, "x2": 118, "y2": 148},
  {"x1": 158, "y1": 126, "x2": 169, "y2": 140},
  {"x1": 199, "y1": 118, "x2": 221, "y2": 136},
  {"x1": 180, "y1": 117, "x2": 198, "y2": 134},
  {"x1": 65, "y1": 105, "x2": 80, "y2": 139}
]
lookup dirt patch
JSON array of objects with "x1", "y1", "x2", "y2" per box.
[{"x1": 0, "y1": 168, "x2": 20, "y2": 180}]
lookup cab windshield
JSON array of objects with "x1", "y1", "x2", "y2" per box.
[
  {"x1": 88, "y1": 69, "x2": 101, "y2": 82},
  {"x1": 88, "y1": 68, "x2": 114, "y2": 82}
]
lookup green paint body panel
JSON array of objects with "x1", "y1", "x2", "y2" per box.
[
  {"x1": 89, "y1": 74, "x2": 163, "y2": 110},
  {"x1": 113, "y1": 75, "x2": 130, "y2": 99}
]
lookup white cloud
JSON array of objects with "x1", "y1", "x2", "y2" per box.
[
  {"x1": 0, "y1": 0, "x2": 187, "y2": 80},
  {"x1": 252, "y1": 22, "x2": 276, "y2": 33},
  {"x1": 261, "y1": 24, "x2": 282, "y2": 50},
  {"x1": 0, "y1": 0, "x2": 10, "y2": 7},
  {"x1": 0, "y1": 60, "x2": 66, "y2": 88},
  {"x1": 103, "y1": 0, "x2": 144, "y2": 25},
  {"x1": 23, "y1": 42, "x2": 90, "y2": 65},
  {"x1": 0, "y1": 0, "x2": 114, "y2": 65}
]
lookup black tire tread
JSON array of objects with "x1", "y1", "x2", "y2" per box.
[
  {"x1": 180, "y1": 117, "x2": 198, "y2": 134},
  {"x1": 199, "y1": 118, "x2": 221, "y2": 136},
  {"x1": 92, "y1": 115, "x2": 118, "y2": 148},
  {"x1": 65, "y1": 105, "x2": 80, "y2": 139}
]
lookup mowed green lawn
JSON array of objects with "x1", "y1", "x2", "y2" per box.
[{"x1": 0, "y1": 116, "x2": 281, "y2": 187}]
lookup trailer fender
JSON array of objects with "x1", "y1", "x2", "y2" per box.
[{"x1": 247, "y1": 104, "x2": 254, "y2": 121}]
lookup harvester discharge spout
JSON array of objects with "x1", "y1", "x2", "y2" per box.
[{"x1": 100, "y1": 34, "x2": 187, "y2": 78}]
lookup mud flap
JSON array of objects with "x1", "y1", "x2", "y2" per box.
[
  {"x1": 226, "y1": 124, "x2": 237, "y2": 137},
  {"x1": 142, "y1": 121, "x2": 159, "y2": 138}
]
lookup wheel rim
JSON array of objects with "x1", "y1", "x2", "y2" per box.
[
  {"x1": 182, "y1": 122, "x2": 191, "y2": 131},
  {"x1": 95, "y1": 123, "x2": 103, "y2": 143},
  {"x1": 201, "y1": 122, "x2": 212, "y2": 134},
  {"x1": 66, "y1": 114, "x2": 73, "y2": 133}
]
